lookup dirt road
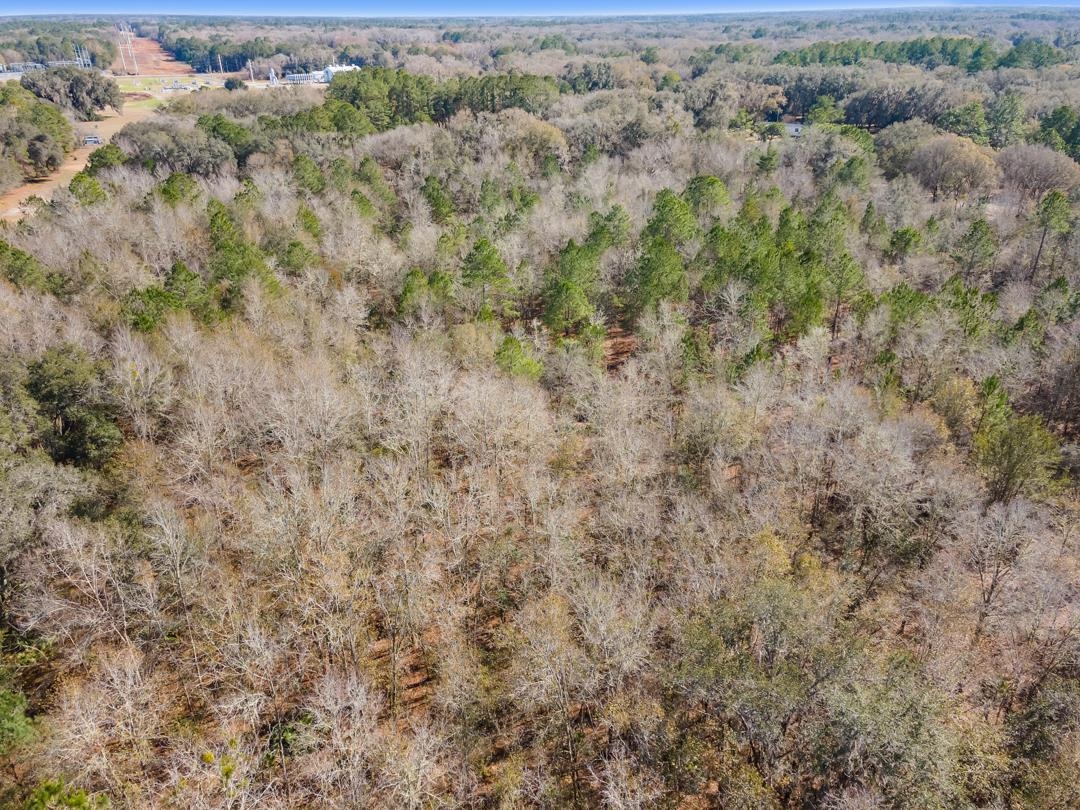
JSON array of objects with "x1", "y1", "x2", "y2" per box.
[{"x1": 0, "y1": 104, "x2": 155, "y2": 222}]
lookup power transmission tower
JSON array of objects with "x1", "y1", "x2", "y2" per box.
[
  {"x1": 117, "y1": 26, "x2": 127, "y2": 73},
  {"x1": 116, "y1": 24, "x2": 138, "y2": 75},
  {"x1": 74, "y1": 43, "x2": 92, "y2": 69}
]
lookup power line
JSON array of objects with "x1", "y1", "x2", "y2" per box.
[{"x1": 116, "y1": 23, "x2": 138, "y2": 75}]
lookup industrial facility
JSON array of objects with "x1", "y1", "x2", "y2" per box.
[
  {"x1": 284, "y1": 64, "x2": 360, "y2": 85},
  {"x1": 0, "y1": 44, "x2": 93, "y2": 74}
]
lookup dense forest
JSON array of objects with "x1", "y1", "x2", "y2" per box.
[
  {"x1": 1, "y1": 8, "x2": 1080, "y2": 809},
  {"x1": 0, "y1": 19, "x2": 117, "y2": 69}
]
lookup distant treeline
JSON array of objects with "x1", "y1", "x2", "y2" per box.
[
  {"x1": 0, "y1": 23, "x2": 116, "y2": 69},
  {"x1": 148, "y1": 27, "x2": 388, "y2": 74},
  {"x1": 151, "y1": 28, "x2": 589, "y2": 76},
  {"x1": 149, "y1": 30, "x2": 290, "y2": 73},
  {"x1": 691, "y1": 35, "x2": 1067, "y2": 76}
]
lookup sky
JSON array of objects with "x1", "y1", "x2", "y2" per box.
[{"x1": 2, "y1": 0, "x2": 1068, "y2": 17}]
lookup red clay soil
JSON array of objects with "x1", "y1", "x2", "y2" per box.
[
  {"x1": 603, "y1": 326, "x2": 637, "y2": 370},
  {"x1": 112, "y1": 36, "x2": 195, "y2": 77}
]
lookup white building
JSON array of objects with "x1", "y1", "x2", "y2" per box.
[
  {"x1": 323, "y1": 64, "x2": 360, "y2": 83},
  {"x1": 284, "y1": 65, "x2": 361, "y2": 85}
]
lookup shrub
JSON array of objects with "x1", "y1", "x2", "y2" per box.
[
  {"x1": 26, "y1": 345, "x2": 122, "y2": 468},
  {"x1": 495, "y1": 335, "x2": 543, "y2": 381},
  {"x1": 0, "y1": 240, "x2": 54, "y2": 293},
  {"x1": 976, "y1": 410, "x2": 1061, "y2": 503},
  {"x1": 85, "y1": 143, "x2": 125, "y2": 175},
  {"x1": 159, "y1": 171, "x2": 199, "y2": 206},
  {"x1": 422, "y1": 175, "x2": 455, "y2": 224},
  {"x1": 69, "y1": 172, "x2": 106, "y2": 205}
]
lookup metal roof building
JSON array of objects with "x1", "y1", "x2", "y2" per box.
[
  {"x1": 283, "y1": 64, "x2": 361, "y2": 85},
  {"x1": 284, "y1": 72, "x2": 321, "y2": 85},
  {"x1": 323, "y1": 64, "x2": 360, "y2": 82}
]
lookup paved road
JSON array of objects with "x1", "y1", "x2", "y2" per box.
[{"x1": 0, "y1": 104, "x2": 155, "y2": 221}]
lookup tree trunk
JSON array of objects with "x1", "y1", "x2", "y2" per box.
[
  {"x1": 830, "y1": 294, "x2": 842, "y2": 340},
  {"x1": 1030, "y1": 225, "x2": 1048, "y2": 283}
]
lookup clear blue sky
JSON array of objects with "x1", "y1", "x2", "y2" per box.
[{"x1": 2, "y1": 1, "x2": 1051, "y2": 18}]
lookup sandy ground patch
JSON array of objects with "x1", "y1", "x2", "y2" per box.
[{"x1": 0, "y1": 104, "x2": 155, "y2": 221}]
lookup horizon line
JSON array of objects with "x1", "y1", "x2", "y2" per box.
[{"x1": 10, "y1": 2, "x2": 1080, "y2": 22}]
